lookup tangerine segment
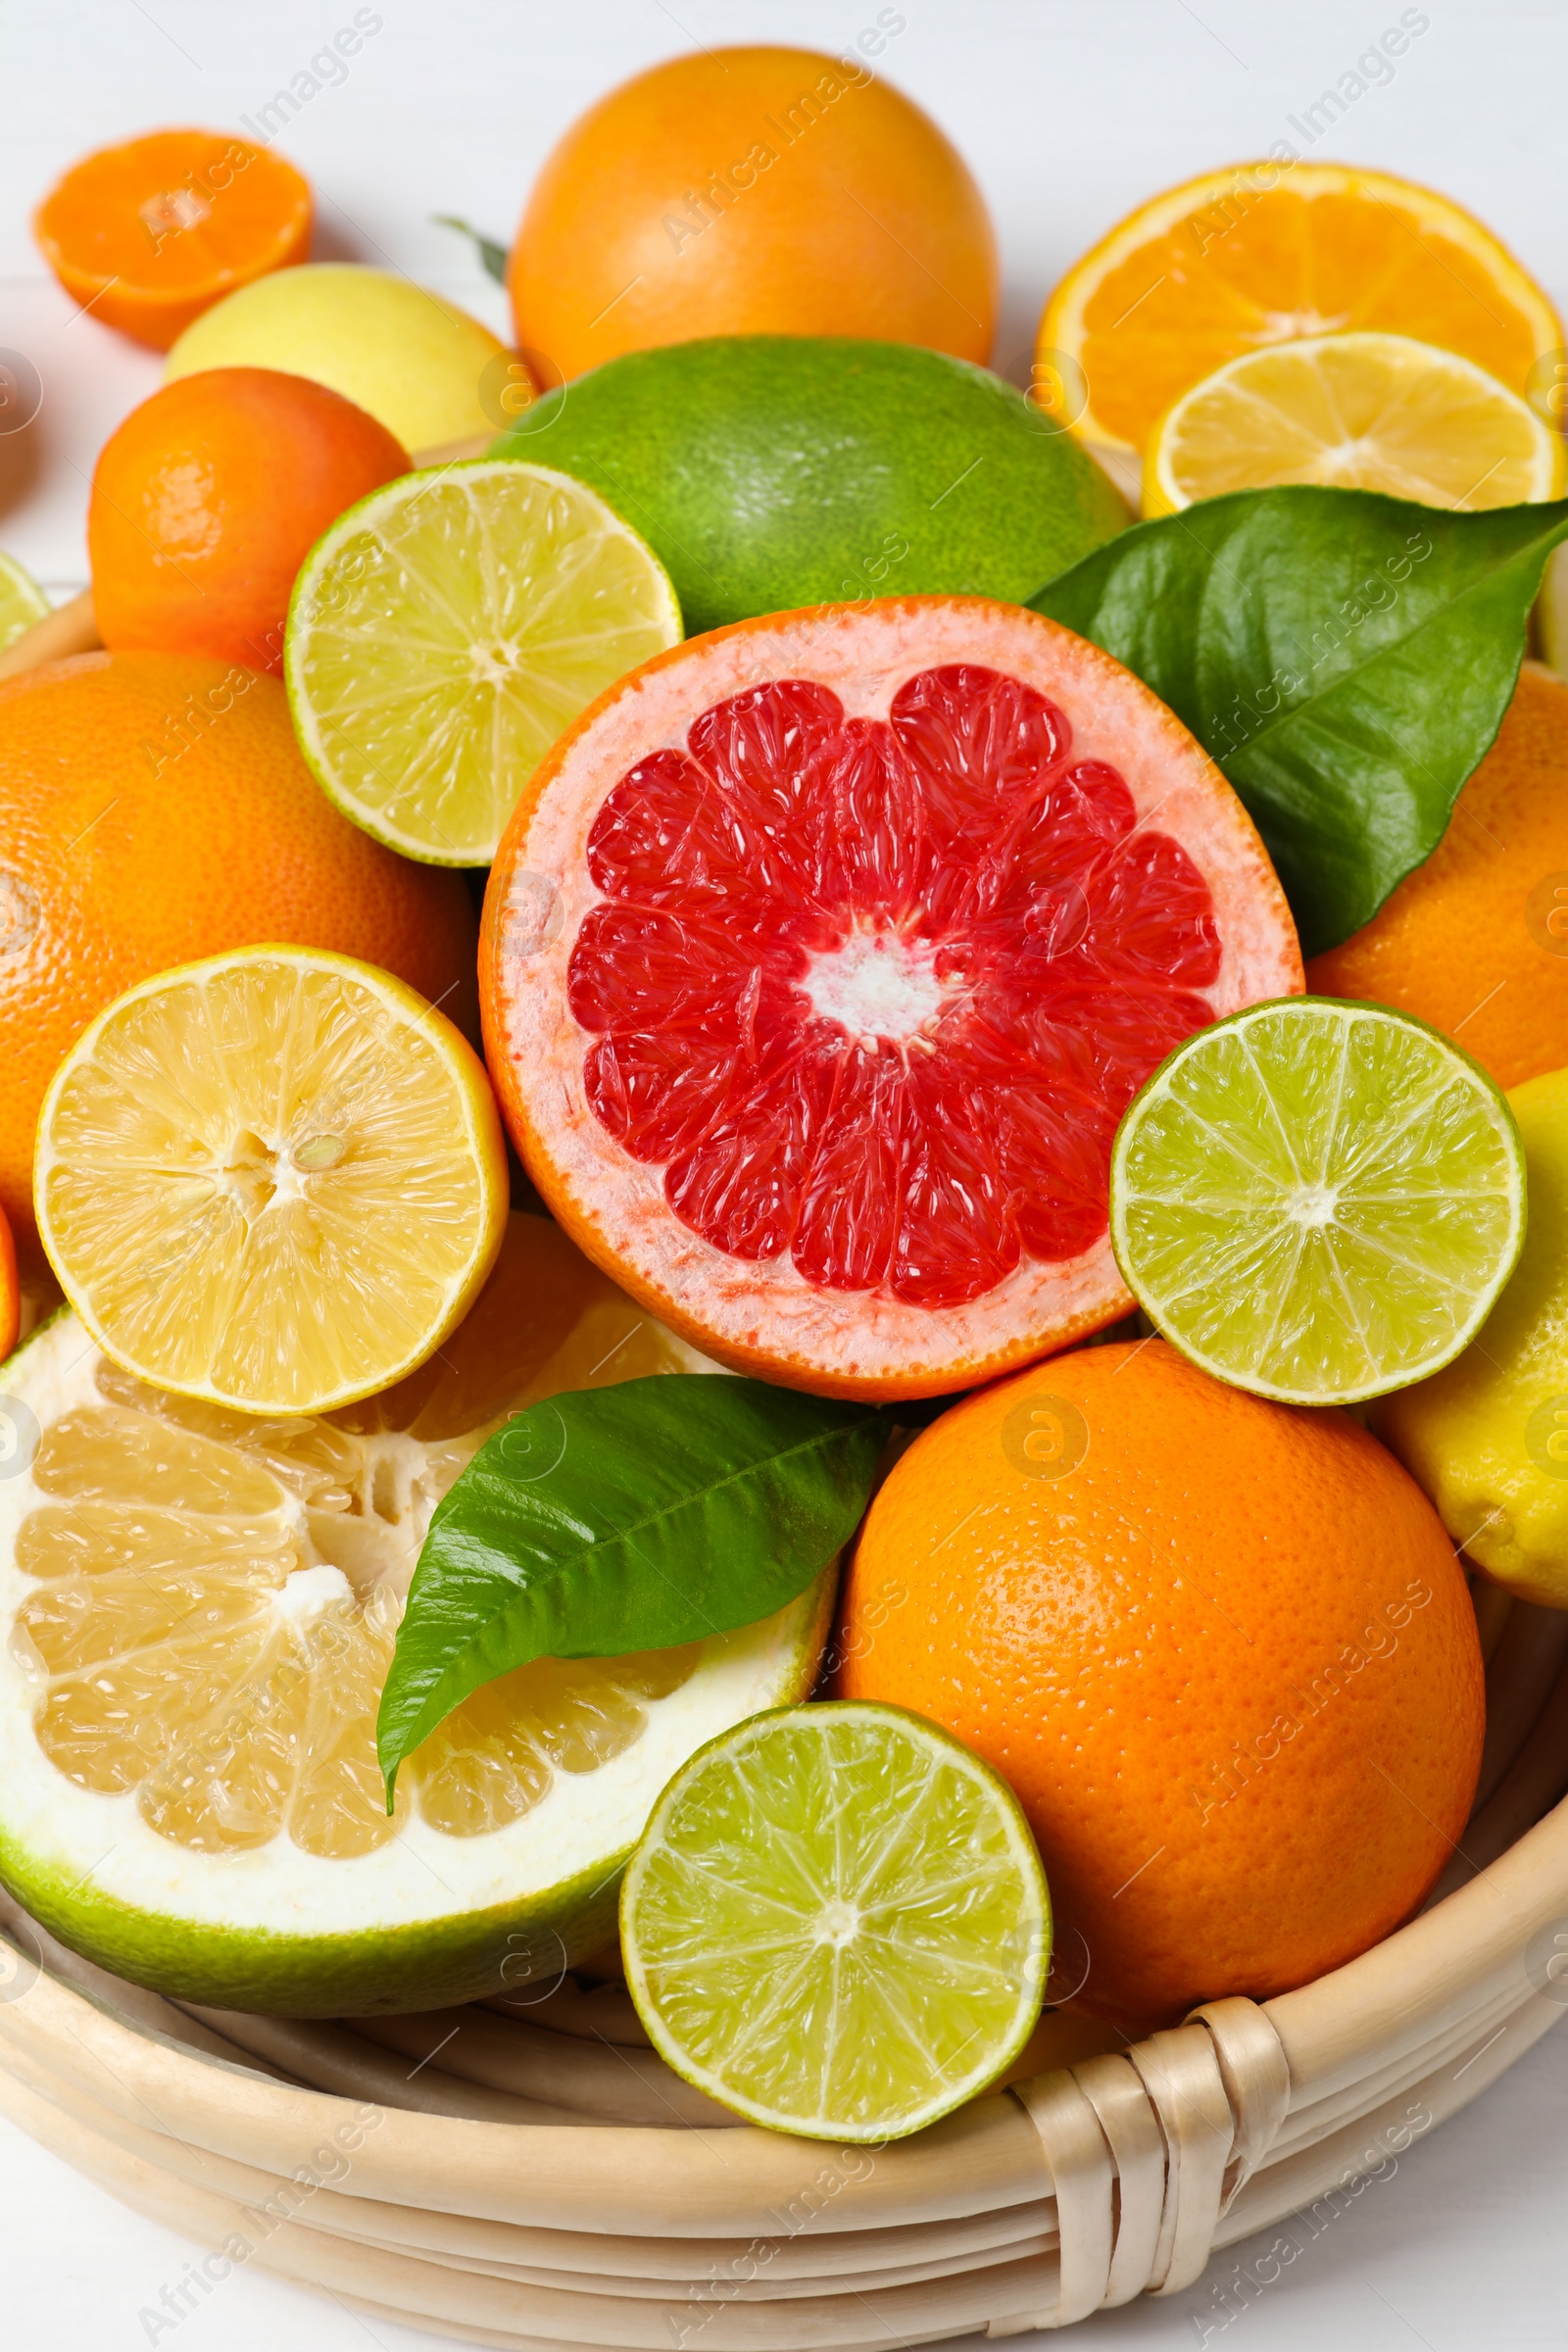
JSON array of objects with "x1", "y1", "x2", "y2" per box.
[
  {"x1": 34, "y1": 129, "x2": 312, "y2": 350},
  {"x1": 482, "y1": 598, "x2": 1302, "y2": 1397},
  {"x1": 1043, "y1": 162, "x2": 1563, "y2": 454}
]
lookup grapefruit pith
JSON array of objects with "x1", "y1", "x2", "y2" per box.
[{"x1": 481, "y1": 598, "x2": 1302, "y2": 1397}]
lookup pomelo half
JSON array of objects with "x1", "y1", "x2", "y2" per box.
[
  {"x1": 0, "y1": 1216, "x2": 833, "y2": 2016},
  {"x1": 490, "y1": 336, "x2": 1130, "y2": 633},
  {"x1": 480, "y1": 597, "x2": 1302, "y2": 1398}
]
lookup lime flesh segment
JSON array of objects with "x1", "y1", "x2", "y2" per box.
[
  {"x1": 0, "y1": 551, "x2": 49, "y2": 652},
  {"x1": 621, "y1": 1702, "x2": 1049, "y2": 2142},
  {"x1": 1109, "y1": 998, "x2": 1526, "y2": 1405},
  {"x1": 285, "y1": 459, "x2": 682, "y2": 865}
]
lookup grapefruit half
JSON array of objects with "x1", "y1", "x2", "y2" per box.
[{"x1": 481, "y1": 598, "x2": 1301, "y2": 1397}]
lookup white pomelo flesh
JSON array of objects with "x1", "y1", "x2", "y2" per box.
[{"x1": 0, "y1": 1221, "x2": 833, "y2": 2017}]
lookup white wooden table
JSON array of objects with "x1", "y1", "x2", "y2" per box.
[{"x1": 4, "y1": 4, "x2": 1567, "y2": 2345}]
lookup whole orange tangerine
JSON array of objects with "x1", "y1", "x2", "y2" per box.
[
  {"x1": 836, "y1": 1340, "x2": 1483, "y2": 2028},
  {"x1": 90, "y1": 368, "x2": 409, "y2": 676},
  {"x1": 34, "y1": 129, "x2": 311, "y2": 351},
  {"x1": 1307, "y1": 662, "x2": 1568, "y2": 1090},
  {"x1": 508, "y1": 45, "x2": 999, "y2": 379},
  {"x1": 0, "y1": 652, "x2": 477, "y2": 1260}
]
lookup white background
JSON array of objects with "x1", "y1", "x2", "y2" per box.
[{"x1": 4, "y1": 2, "x2": 1568, "y2": 2345}]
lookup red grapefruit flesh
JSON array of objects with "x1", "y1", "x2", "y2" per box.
[{"x1": 481, "y1": 598, "x2": 1301, "y2": 1396}]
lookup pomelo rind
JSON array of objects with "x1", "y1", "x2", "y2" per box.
[{"x1": 0, "y1": 1309, "x2": 836, "y2": 2017}]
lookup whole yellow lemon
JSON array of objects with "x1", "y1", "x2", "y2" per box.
[
  {"x1": 1375, "y1": 1065, "x2": 1568, "y2": 1606},
  {"x1": 164, "y1": 263, "x2": 506, "y2": 453}
]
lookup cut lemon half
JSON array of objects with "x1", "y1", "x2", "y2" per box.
[
  {"x1": 0, "y1": 1216, "x2": 835, "y2": 2014},
  {"x1": 1143, "y1": 331, "x2": 1565, "y2": 516},
  {"x1": 1108, "y1": 998, "x2": 1526, "y2": 1406},
  {"x1": 1042, "y1": 161, "x2": 1564, "y2": 456},
  {"x1": 34, "y1": 946, "x2": 509, "y2": 1416},
  {"x1": 0, "y1": 550, "x2": 49, "y2": 653},
  {"x1": 621, "y1": 1701, "x2": 1049, "y2": 2141},
  {"x1": 285, "y1": 459, "x2": 682, "y2": 865}
]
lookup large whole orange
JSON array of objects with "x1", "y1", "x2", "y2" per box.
[
  {"x1": 0, "y1": 653, "x2": 477, "y2": 1259},
  {"x1": 1307, "y1": 662, "x2": 1568, "y2": 1089},
  {"x1": 836, "y1": 1341, "x2": 1483, "y2": 2027},
  {"x1": 90, "y1": 368, "x2": 409, "y2": 676},
  {"x1": 508, "y1": 46, "x2": 999, "y2": 379}
]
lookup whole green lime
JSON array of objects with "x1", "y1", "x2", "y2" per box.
[{"x1": 490, "y1": 337, "x2": 1129, "y2": 633}]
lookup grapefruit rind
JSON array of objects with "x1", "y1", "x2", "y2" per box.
[
  {"x1": 482, "y1": 596, "x2": 1302, "y2": 1398},
  {"x1": 0, "y1": 1308, "x2": 837, "y2": 2016}
]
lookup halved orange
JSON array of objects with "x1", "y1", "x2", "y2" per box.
[
  {"x1": 480, "y1": 597, "x2": 1302, "y2": 1400},
  {"x1": 1041, "y1": 161, "x2": 1564, "y2": 456},
  {"x1": 34, "y1": 129, "x2": 311, "y2": 350}
]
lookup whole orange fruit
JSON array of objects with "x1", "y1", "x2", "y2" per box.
[
  {"x1": 836, "y1": 1341, "x2": 1482, "y2": 2028},
  {"x1": 90, "y1": 368, "x2": 409, "y2": 676},
  {"x1": 0, "y1": 652, "x2": 477, "y2": 1259},
  {"x1": 508, "y1": 45, "x2": 998, "y2": 379},
  {"x1": 0, "y1": 1202, "x2": 17, "y2": 1361},
  {"x1": 1307, "y1": 662, "x2": 1568, "y2": 1089}
]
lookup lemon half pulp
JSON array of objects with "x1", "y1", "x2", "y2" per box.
[
  {"x1": 1144, "y1": 331, "x2": 1565, "y2": 516},
  {"x1": 35, "y1": 946, "x2": 509, "y2": 1417}
]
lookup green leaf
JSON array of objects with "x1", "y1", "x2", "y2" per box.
[
  {"x1": 433, "y1": 213, "x2": 509, "y2": 284},
  {"x1": 376, "y1": 1376, "x2": 885, "y2": 1797},
  {"x1": 1030, "y1": 486, "x2": 1568, "y2": 957}
]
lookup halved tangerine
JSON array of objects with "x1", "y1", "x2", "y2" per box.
[{"x1": 480, "y1": 598, "x2": 1302, "y2": 1397}]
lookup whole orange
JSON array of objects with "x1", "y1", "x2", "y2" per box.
[
  {"x1": 0, "y1": 1202, "x2": 17, "y2": 1361},
  {"x1": 89, "y1": 368, "x2": 408, "y2": 675},
  {"x1": 0, "y1": 652, "x2": 477, "y2": 1260},
  {"x1": 836, "y1": 1341, "x2": 1482, "y2": 2028},
  {"x1": 1307, "y1": 662, "x2": 1568, "y2": 1089},
  {"x1": 508, "y1": 45, "x2": 999, "y2": 379}
]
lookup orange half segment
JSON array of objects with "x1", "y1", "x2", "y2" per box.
[
  {"x1": 1041, "y1": 161, "x2": 1564, "y2": 455},
  {"x1": 34, "y1": 128, "x2": 312, "y2": 349}
]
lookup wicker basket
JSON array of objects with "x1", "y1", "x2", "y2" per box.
[{"x1": 0, "y1": 1587, "x2": 1565, "y2": 2347}]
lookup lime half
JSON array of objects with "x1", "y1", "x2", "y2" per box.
[
  {"x1": 0, "y1": 550, "x2": 49, "y2": 653},
  {"x1": 621, "y1": 1702, "x2": 1049, "y2": 2142},
  {"x1": 1109, "y1": 997, "x2": 1526, "y2": 1406},
  {"x1": 285, "y1": 460, "x2": 682, "y2": 865}
]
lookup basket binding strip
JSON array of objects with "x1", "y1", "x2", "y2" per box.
[{"x1": 0, "y1": 1594, "x2": 1565, "y2": 2344}]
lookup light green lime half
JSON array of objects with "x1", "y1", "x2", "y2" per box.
[
  {"x1": 0, "y1": 551, "x2": 49, "y2": 653},
  {"x1": 621, "y1": 1701, "x2": 1049, "y2": 2143},
  {"x1": 285, "y1": 459, "x2": 682, "y2": 866},
  {"x1": 1109, "y1": 997, "x2": 1526, "y2": 1406}
]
